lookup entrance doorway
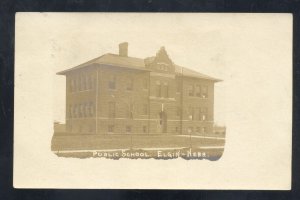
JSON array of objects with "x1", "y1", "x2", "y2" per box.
[{"x1": 159, "y1": 111, "x2": 167, "y2": 133}]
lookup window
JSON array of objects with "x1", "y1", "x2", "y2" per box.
[
  {"x1": 73, "y1": 105, "x2": 77, "y2": 118},
  {"x1": 72, "y1": 79, "x2": 75, "y2": 92},
  {"x1": 108, "y1": 75, "x2": 116, "y2": 89},
  {"x1": 195, "y1": 84, "x2": 201, "y2": 97},
  {"x1": 72, "y1": 79, "x2": 76, "y2": 92},
  {"x1": 78, "y1": 77, "x2": 82, "y2": 91},
  {"x1": 85, "y1": 75, "x2": 89, "y2": 90},
  {"x1": 89, "y1": 125, "x2": 94, "y2": 132},
  {"x1": 88, "y1": 76, "x2": 93, "y2": 89},
  {"x1": 143, "y1": 125, "x2": 147, "y2": 133},
  {"x1": 156, "y1": 81, "x2": 161, "y2": 97},
  {"x1": 108, "y1": 125, "x2": 114, "y2": 133},
  {"x1": 81, "y1": 103, "x2": 85, "y2": 117},
  {"x1": 86, "y1": 75, "x2": 90, "y2": 90},
  {"x1": 202, "y1": 108, "x2": 207, "y2": 121},
  {"x1": 126, "y1": 78, "x2": 133, "y2": 90},
  {"x1": 175, "y1": 127, "x2": 178, "y2": 133},
  {"x1": 85, "y1": 103, "x2": 89, "y2": 117},
  {"x1": 199, "y1": 108, "x2": 207, "y2": 121},
  {"x1": 176, "y1": 107, "x2": 181, "y2": 117},
  {"x1": 188, "y1": 127, "x2": 193, "y2": 134},
  {"x1": 196, "y1": 127, "x2": 201, "y2": 133},
  {"x1": 202, "y1": 127, "x2": 207, "y2": 134},
  {"x1": 82, "y1": 75, "x2": 86, "y2": 90},
  {"x1": 82, "y1": 104, "x2": 86, "y2": 117},
  {"x1": 143, "y1": 79, "x2": 148, "y2": 90},
  {"x1": 163, "y1": 83, "x2": 169, "y2": 98},
  {"x1": 188, "y1": 106, "x2": 194, "y2": 120},
  {"x1": 198, "y1": 108, "x2": 201, "y2": 120},
  {"x1": 89, "y1": 102, "x2": 94, "y2": 117},
  {"x1": 78, "y1": 104, "x2": 82, "y2": 117},
  {"x1": 142, "y1": 104, "x2": 148, "y2": 115},
  {"x1": 176, "y1": 81, "x2": 181, "y2": 93},
  {"x1": 69, "y1": 79, "x2": 73, "y2": 93},
  {"x1": 108, "y1": 102, "x2": 116, "y2": 118},
  {"x1": 127, "y1": 103, "x2": 134, "y2": 119},
  {"x1": 188, "y1": 84, "x2": 194, "y2": 96},
  {"x1": 74, "y1": 78, "x2": 78, "y2": 92},
  {"x1": 68, "y1": 105, "x2": 72, "y2": 118},
  {"x1": 202, "y1": 86, "x2": 208, "y2": 98},
  {"x1": 126, "y1": 126, "x2": 132, "y2": 133}
]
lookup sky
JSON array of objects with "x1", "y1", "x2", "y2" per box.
[
  {"x1": 46, "y1": 13, "x2": 230, "y2": 125},
  {"x1": 15, "y1": 13, "x2": 290, "y2": 126}
]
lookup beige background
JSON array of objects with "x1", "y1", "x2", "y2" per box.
[{"x1": 14, "y1": 13, "x2": 292, "y2": 189}]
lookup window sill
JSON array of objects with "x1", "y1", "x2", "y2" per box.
[
  {"x1": 149, "y1": 96, "x2": 176, "y2": 101},
  {"x1": 188, "y1": 96, "x2": 209, "y2": 99},
  {"x1": 69, "y1": 89, "x2": 94, "y2": 93}
]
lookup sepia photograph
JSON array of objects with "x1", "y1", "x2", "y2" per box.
[
  {"x1": 14, "y1": 13, "x2": 292, "y2": 189},
  {"x1": 52, "y1": 41, "x2": 226, "y2": 160}
]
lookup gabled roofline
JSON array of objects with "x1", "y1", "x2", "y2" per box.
[{"x1": 56, "y1": 50, "x2": 222, "y2": 82}]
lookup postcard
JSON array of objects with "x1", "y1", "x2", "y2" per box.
[{"x1": 14, "y1": 13, "x2": 292, "y2": 189}]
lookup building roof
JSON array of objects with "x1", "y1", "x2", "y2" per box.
[
  {"x1": 57, "y1": 50, "x2": 222, "y2": 82},
  {"x1": 57, "y1": 53, "x2": 148, "y2": 75},
  {"x1": 174, "y1": 65, "x2": 222, "y2": 82}
]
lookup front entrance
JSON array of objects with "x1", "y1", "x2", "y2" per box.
[{"x1": 158, "y1": 111, "x2": 167, "y2": 133}]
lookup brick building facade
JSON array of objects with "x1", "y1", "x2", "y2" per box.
[{"x1": 57, "y1": 43, "x2": 221, "y2": 135}]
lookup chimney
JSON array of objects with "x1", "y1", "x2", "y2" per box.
[{"x1": 119, "y1": 42, "x2": 128, "y2": 57}]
